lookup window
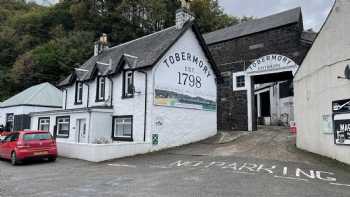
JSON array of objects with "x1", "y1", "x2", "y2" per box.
[
  {"x1": 75, "y1": 82, "x2": 83, "y2": 104},
  {"x1": 112, "y1": 116, "x2": 133, "y2": 141},
  {"x1": 56, "y1": 116, "x2": 70, "y2": 138},
  {"x1": 5, "y1": 113, "x2": 14, "y2": 131},
  {"x1": 233, "y1": 71, "x2": 247, "y2": 91},
  {"x1": 4, "y1": 133, "x2": 19, "y2": 142},
  {"x1": 123, "y1": 71, "x2": 134, "y2": 98},
  {"x1": 38, "y1": 117, "x2": 50, "y2": 131},
  {"x1": 279, "y1": 80, "x2": 294, "y2": 98},
  {"x1": 96, "y1": 76, "x2": 106, "y2": 102},
  {"x1": 23, "y1": 133, "x2": 52, "y2": 141},
  {"x1": 236, "y1": 76, "x2": 245, "y2": 87}
]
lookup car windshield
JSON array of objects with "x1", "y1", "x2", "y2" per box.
[{"x1": 23, "y1": 133, "x2": 52, "y2": 141}]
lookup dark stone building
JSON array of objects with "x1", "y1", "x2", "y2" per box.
[{"x1": 203, "y1": 7, "x2": 316, "y2": 131}]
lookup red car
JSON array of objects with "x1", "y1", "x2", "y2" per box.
[{"x1": 0, "y1": 131, "x2": 57, "y2": 165}]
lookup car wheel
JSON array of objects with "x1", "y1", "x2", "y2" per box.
[
  {"x1": 11, "y1": 152, "x2": 19, "y2": 166},
  {"x1": 48, "y1": 157, "x2": 56, "y2": 162}
]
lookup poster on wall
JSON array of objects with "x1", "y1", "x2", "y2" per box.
[
  {"x1": 333, "y1": 116, "x2": 350, "y2": 145},
  {"x1": 154, "y1": 50, "x2": 217, "y2": 111},
  {"x1": 333, "y1": 99, "x2": 350, "y2": 145},
  {"x1": 321, "y1": 115, "x2": 333, "y2": 134}
]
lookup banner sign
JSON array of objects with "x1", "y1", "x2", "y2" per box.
[
  {"x1": 246, "y1": 54, "x2": 299, "y2": 76},
  {"x1": 333, "y1": 99, "x2": 350, "y2": 145},
  {"x1": 332, "y1": 99, "x2": 350, "y2": 113},
  {"x1": 154, "y1": 50, "x2": 217, "y2": 111}
]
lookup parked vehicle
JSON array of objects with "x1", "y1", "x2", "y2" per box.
[
  {"x1": 0, "y1": 131, "x2": 57, "y2": 165},
  {"x1": 0, "y1": 131, "x2": 11, "y2": 142}
]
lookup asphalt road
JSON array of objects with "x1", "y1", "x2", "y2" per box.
[{"x1": 1, "y1": 127, "x2": 350, "y2": 197}]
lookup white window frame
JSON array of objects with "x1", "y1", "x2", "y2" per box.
[
  {"x1": 123, "y1": 71, "x2": 134, "y2": 98},
  {"x1": 97, "y1": 76, "x2": 106, "y2": 101},
  {"x1": 56, "y1": 116, "x2": 70, "y2": 138},
  {"x1": 38, "y1": 117, "x2": 50, "y2": 131},
  {"x1": 75, "y1": 82, "x2": 83, "y2": 104},
  {"x1": 112, "y1": 116, "x2": 133, "y2": 141},
  {"x1": 233, "y1": 71, "x2": 247, "y2": 91}
]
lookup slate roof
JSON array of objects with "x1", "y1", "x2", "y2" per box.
[
  {"x1": 301, "y1": 31, "x2": 317, "y2": 44},
  {"x1": 203, "y1": 7, "x2": 302, "y2": 45},
  {"x1": 0, "y1": 82, "x2": 62, "y2": 108},
  {"x1": 59, "y1": 21, "x2": 221, "y2": 87}
]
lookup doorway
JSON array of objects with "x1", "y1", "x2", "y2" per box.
[{"x1": 76, "y1": 119, "x2": 87, "y2": 143}]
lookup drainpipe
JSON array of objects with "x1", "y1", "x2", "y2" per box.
[
  {"x1": 64, "y1": 88, "x2": 68, "y2": 110},
  {"x1": 137, "y1": 70, "x2": 148, "y2": 142},
  {"x1": 85, "y1": 82, "x2": 90, "y2": 108},
  {"x1": 108, "y1": 76, "x2": 114, "y2": 107}
]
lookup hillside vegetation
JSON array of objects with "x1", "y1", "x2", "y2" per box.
[{"x1": 0, "y1": 0, "x2": 240, "y2": 101}]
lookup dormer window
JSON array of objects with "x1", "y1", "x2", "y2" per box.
[
  {"x1": 123, "y1": 70, "x2": 134, "y2": 98},
  {"x1": 96, "y1": 76, "x2": 106, "y2": 102},
  {"x1": 75, "y1": 82, "x2": 83, "y2": 104}
]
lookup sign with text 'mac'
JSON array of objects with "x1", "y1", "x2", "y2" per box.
[
  {"x1": 333, "y1": 99, "x2": 350, "y2": 145},
  {"x1": 246, "y1": 54, "x2": 299, "y2": 76}
]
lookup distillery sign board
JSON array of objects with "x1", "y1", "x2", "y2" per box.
[
  {"x1": 154, "y1": 50, "x2": 217, "y2": 111},
  {"x1": 246, "y1": 54, "x2": 299, "y2": 76},
  {"x1": 333, "y1": 99, "x2": 350, "y2": 145}
]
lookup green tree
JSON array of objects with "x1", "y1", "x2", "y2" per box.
[{"x1": 190, "y1": 0, "x2": 238, "y2": 33}]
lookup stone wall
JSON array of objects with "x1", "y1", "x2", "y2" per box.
[{"x1": 208, "y1": 23, "x2": 311, "y2": 131}]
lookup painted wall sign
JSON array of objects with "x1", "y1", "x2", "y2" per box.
[
  {"x1": 246, "y1": 54, "x2": 299, "y2": 76},
  {"x1": 154, "y1": 50, "x2": 217, "y2": 111}
]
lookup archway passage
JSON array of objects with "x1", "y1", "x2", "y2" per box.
[{"x1": 246, "y1": 54, "x2": 299, "y2": 131}]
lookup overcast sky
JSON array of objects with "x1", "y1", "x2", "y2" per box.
[{"x1": 218, "y1": 0, "x2": 335, "y2": 31}]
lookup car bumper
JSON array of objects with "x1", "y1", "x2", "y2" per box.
[{"x1": 16, "y1": 147, "x2": 57, "y2": 160}]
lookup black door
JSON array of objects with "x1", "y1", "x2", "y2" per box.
[{"x1": 260, "y1": 91, "x2": 271, "y2": 117}]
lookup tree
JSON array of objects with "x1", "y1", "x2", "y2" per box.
[{"x1": 190, "y1": 0, "x2": 238, "y2": 33}]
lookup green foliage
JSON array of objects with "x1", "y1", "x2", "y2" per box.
[
  {"x1": 190, "y1": 0, "x2": 238, "y2": 33},
  {"x1": 0, "y1": 0, "x2": 239, "y2": 101}
]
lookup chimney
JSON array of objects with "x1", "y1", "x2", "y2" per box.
[
  {"x1": 176, "y1": 0, "x2": 194, "y2": 29},
  {"x1": 94, "y1": 33, "x2": 109, "y2": 56}
]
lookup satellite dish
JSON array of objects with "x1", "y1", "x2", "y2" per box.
[{"x1": 345, "y1": 65, "x2": 350, "y2": 80}]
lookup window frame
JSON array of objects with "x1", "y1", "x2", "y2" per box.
[
  {"x1": 233, "y1": 71, "x2": 247, "y2": 91},
  {"x1": 56, "y1": 116, "x2": 70, "y2": 138},
  {"x1": 75, "y1": 81, "x2": 83, "y2": 105},
  {"x1": 5, "y1": 113, "x2": 14, "y2": 131},
  {"x1": 236, "y1": 75, "x2": 245, "y2": 88},
  {"x1": 122, "y1": 70, "x2": 134, "y2": 99},
  {"x1": 37, "y1": 117, "x2": 50, "y2": 132},
  {"x1": 112, "y1": 115, "x2": 133, "y2": 141},
  {"x1": 96, "y1": 76, "x2": 106, "y2": 102}
]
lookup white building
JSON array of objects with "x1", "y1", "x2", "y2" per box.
[
  {"x1": 294, "y1": 0, "x2": 350, "y2": 165},
  {"x1": 254, "y1": 81, "x2": 294, "y2": 126},
  {"x1": 0, "y1": 82, "x2": 62, "y2": 131},
  {"x1": 30, "y1": 8, "x2": 219, "y2": 162}
]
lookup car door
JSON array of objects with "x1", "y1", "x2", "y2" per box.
[
  {"x1": 2, "y1": 133, "x2": 18, "y2": 159},
  {"x1": 0, "y1": 134, "x2": 13, "y2": 159}
]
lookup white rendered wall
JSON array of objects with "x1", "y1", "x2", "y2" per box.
[
  {"x1": 294, "y1": 0, "x2": 350, "y2": 165},
  {"x1": 63, "y1": 78, "x2": 112, "y2": 110},
  {"x1": 150, "y1": 28, "x2": 217, "y2": 150}
]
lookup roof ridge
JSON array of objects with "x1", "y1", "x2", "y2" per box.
[
  {"x1": 107, "y1": 26, "x2": 177, "y2": 51},
  {"x1": 204, "y1": 7, "x2": 302, "y2": 45}
]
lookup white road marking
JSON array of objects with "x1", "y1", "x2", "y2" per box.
[
  {"x1": 232, "y1": 171, "x2": 256, "y2": 175},
  {"x1": 149, "y1": 165, "x2": 171, "y2": 169},
  {"x1": 274, "y1": 176, "x2": 309, "y2": 182},
  {"x1": 108, "y1": 163, "x2": 137, "y2": 168},
  {"x1": 330, "y1": 182, "x2": 350, "y2": 187}
]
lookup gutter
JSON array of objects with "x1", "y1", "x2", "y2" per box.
[{"x1": 137, "y1": 70, "x2": 148, "y2": 142}]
